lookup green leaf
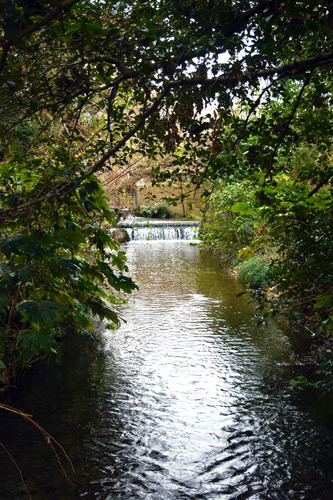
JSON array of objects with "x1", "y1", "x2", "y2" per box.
[
  {"x1": 96, "y1": 260, "x2": 138, "y2": 293},
  {"x1": 16, "y1": 300, "x2": 69, "y2": 326},
  {"x1": 84, "y1": 200, "x2": 94, "y2": 211},
  {"x1": 0, "y1": 263, "x2": 14, "y2": 283},
  {"x1": 80, "y1": 328, "x2": 98, "y2": 341},
  {"x1": 237, "y1": 245, "x2": 255, "y2": 261},
  {"x1": 231, "y1": 202, "x2": 253, "y2": 215},
  {"x1": 87, "y1": 297, "x2": 119, "y2": 324},
  {"x1": 314, "y1": 294, "x2": 333, "y2": 310},
  {"x1": 17, "y1": 329, "x2": 56, "y2": 355},
  {"x1": 53, "y1": 256, "x2": 82, "y2": 277},
  {"x1": 1, "y1": 234, "x2": 43, "y2": 258}
]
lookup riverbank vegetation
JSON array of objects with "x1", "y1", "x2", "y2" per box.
[
  {"x1": 1, "y1": 0, "x2": 332, "y2": 387},
  {"x1": 200, "y1": 76, "x2": 333, "y2": 334},
  {"x1": 199, "y1": 89, "x2": 333, "y2": 384}
]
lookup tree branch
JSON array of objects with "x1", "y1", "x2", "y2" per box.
[
  {"x1": 0, "y1": 84, "x2": 172, "y2": 227},
  {"x1": 265, "y1": 72, "x2": 312, "y2": 181},
  {"x1": 170, "y1": 51, "x2": 333, "y2": 89},
  {"x1": 308, "y1": 174, "x2": 333, "y2": 197},
  {"x1": 17, "y1": 0, "x2": 81, "y2": 40}
]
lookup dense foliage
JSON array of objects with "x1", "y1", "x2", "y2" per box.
[
  {"x1": 139, "y1": 200, "x2": 172, "y2": 219},
  {"x1": 201, "y1": 78, "x2": 333, "y2": 335},
  {"x1": 0, "y1": 0, "x2": 332, "y2": 385}
]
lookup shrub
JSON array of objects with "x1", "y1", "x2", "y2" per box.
[
  {"x1": 238, "y1": 256, "x2": 271, "y2": 289},
  {"x1": 139, "y1": 200, "x2": 171, "y2": 218},
  {"x1": 200, "y1": 180, "x2": 262, "y2": 256}
]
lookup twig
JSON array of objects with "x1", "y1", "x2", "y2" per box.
[
  {"x1": 0, "y1": 441, "x2": 32, "y2": 500},
  {"x1": 0, "y1": 404, "x2": 76, "y2": 489}
]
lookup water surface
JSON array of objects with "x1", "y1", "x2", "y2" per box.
[{"x1": 1, "y1": 241, "x2": 333, "y2": 499}]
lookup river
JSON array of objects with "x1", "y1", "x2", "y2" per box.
[{"x1": 1, "y1": 241, "x2": 333, "y2": 499}]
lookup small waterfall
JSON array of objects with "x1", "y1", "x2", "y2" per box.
[{"x1": 115, "y1": 219, "x2": 200, "y2": 241}]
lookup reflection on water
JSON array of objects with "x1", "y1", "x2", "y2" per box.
[{"x1": 1, "y1": 241, "x2": 333, "y2": 499}]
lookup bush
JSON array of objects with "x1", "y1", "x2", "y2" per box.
[
  {"x1": 0, "y1": 175, "x2": 138, "y2": 387},
  {"x1": 139, "y1": 200, "x2": 171, "y2": 218},
  {"x1": 200, "y1": 180, "x2": 262, "y2": 256},
  {"x1": 238, "y1": 256, "x2": 271, "y2": 289}
]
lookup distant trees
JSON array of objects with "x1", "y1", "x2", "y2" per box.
[{"x1": 1, "y1": 0, "x2": 332, "y2": 384}]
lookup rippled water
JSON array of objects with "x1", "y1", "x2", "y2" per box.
[{"x1": 1, "y1": 241, "x2": 333, "y2": 499}]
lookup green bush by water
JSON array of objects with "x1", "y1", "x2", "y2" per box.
[
  {"x1": 140, "y1": 201, "x2": 171, "y2": 219},
  {"x1": 238, "y1": 256, "x2": 271, "y2": 289}
]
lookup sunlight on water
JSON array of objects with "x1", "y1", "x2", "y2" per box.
[{"x1": 1, "y1": 241, "x2": 333, "y2": 499}]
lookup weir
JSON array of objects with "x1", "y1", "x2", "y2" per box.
[{"x1": 116, "y1": 219, "x2": 200, "y2": 241}]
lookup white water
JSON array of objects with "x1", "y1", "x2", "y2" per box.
[{"x1": 116, "y1": 219, "x2": 200, "y2": 241}]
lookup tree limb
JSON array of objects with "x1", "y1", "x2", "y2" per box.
[
  {"x1": 308, "y1": 174, "x2": 333, "y2": 197},
  {"x1": 17, "y1": 0, "x2": 81, "y2": 40}
]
